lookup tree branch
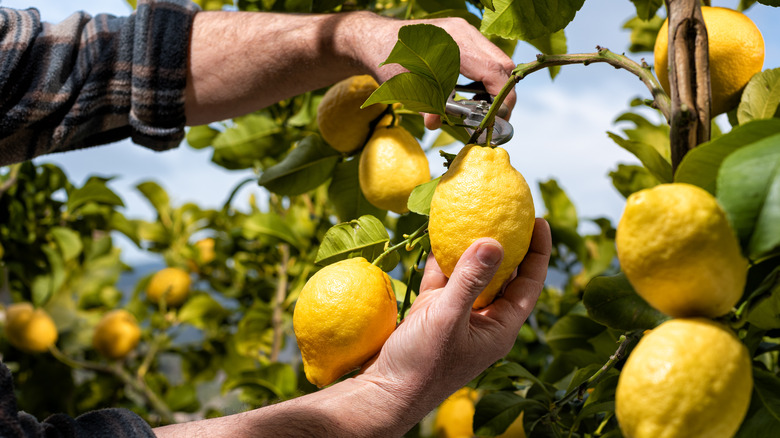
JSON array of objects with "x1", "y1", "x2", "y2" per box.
[
  {"x1": 469, "y1": 48, "x2": 672, "y2": 144},
  {"x1": 666, "y1": 0, "x2": 711, "y2": 172},
  {"x1": 271, "y1": 243, "x2": 290, "y2": 362}
]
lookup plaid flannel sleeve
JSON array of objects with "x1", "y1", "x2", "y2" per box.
[{"x1": 0, "y1": 0, "x2": 200, "y2": 167}]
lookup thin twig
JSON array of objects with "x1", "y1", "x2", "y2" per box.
[
  {"x1": 271, "y1": 244, "x2": 290, "y2": 362},
  {"x1": 469, "y1": 48, "x2": 673, "y2": 144},
  {"x1": 372, "y1": 221, "x2": 428, "y2": 268}
]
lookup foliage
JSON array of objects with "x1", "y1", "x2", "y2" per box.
[{"x1": 1, "y1": 0, "x2": 779, "y2": 436}]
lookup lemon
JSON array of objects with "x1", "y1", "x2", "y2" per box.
[
  {"x1": 616, "y1": 318, "x2": 752, "y2": 438},
  {"x1": 4, "y1": 302, "x2": 58, "y2": 353},
  {"x1": 92, "y1": 309, "x2": 142, "y2": 360},
  {"x1": 429, "y1": 145, "x2": 536, "y2": 309},
  {"x1": 654, "y1": 6, "x2": 764, "y2": 115},
  {"x1": 434, "y1": 387, "x2": 526, "y2": 438},
  {"x1": 194, "y1": 237, "x2": 216, "y2": 265},
  {"x1": 359, "y1": 125, "x2": 430, "y2": 214},
  {"x1": 146, "y1": 267, "x2": 192, "y2": 308},
  {"x1": 317, "y1": 75, "x2": 388, "y2": 153},
  {"x1": 293, "y1": 257, "x2": 397, "y2": 387},
  {"x1": 616, "y1": 183, "x2": 747, "y2": 318}
]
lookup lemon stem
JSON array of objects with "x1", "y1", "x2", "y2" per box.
[
  {"x1": 49, "y1": 344, "x2": 175, "y2": 424},
  {"x1": 371, "y1": 221, "x2": 428, "y2": 268},
  {"x1": 550, "y1": 331, "x2": 641, "y2": 415},
  {"x1": 399, "y1": 249, "x2": 426, "y2": 319},
  {"x1": 469, "y1": 48, "x2": 673, "y2": 145}
]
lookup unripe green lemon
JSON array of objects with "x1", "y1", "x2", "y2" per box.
[
  {"x1": 429, "y1": 145, "x2": 535, "y2": 309},
  {"x1": 616, "y1": 183, "x2": 747, "y2": 317},
  {"x1": 616, "y1": 318, "x2": 752, "y2": 438},
  {"x1": 93, "y1": 309, "x2": 142, "y2": 360},
  {"x1": 4, "y1": 302, "x2": 58, "y2": 353},
  {"x1": 359, "y1": 125, "x2": 430, "y2": 214}
]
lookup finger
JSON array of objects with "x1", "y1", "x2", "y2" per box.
[
  {"x1": 487, "y1": 219, "x2": 551, "y2": 328},
  {"x1": 420, "y1": 252, "x2": 448, "y2": 293},
  {"x1": 424, "y1": 113, "x2": 443, "y2": 130},
  {"x1": 516, "y1": 218, "x2": 552, "y2": 284},
  {"x1": 443, "y1": 238, "x2": 503, "y2": 313}
]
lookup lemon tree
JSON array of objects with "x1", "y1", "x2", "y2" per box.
[{"x1": 1, "y1": 1, "x2": 780, "y2": 437}]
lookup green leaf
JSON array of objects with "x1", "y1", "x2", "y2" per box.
[
  {"x1": 614, "y1": 112, "x2": 670, "y2": 160},
  {"x1": 327, "y1": 158, "x2": 387, "y2": 222},
  {"x1": 407, "y1": 177, "x2": 440, "y2": 216},
  {"x1": 258, "y1": 136, "x2": 340, "y2": 196},
  {"x1": 363, "y1": 24, "x2": 459, "y2": 117},
  {"x1": 50, "y1": 227, "x2": 83, "y2": 262},
  {"x1": 717, "y1": 135, "x2": 780, "y2": 259},
  {"x1": 609, "y1": 163, "x2": 660, "y2": 198},
  {"x1": 241, "y1": 212, "x2": 301, "y2": 247},
  {"x1": 211, "y1": 114, "x2": 284, "y2": 170},
  {"x1": 477, "y1": 362, "x2": 550, "y2": 394},
  {"x1": 315, "y1": 215, "x2": 398, "y2": 271},
  {"x1": 738, "y1": 68, "x2": 780, "y2": 125},
  {"x1": 629, "y1": 0, "x2": 663, "y2": 20},
  {"x1": 474, "y1": 392, "x2": 543, "y2": 437},
  {"x1": 623, "y1": 16, "x2": 664, "y2": 53},
  {"x1": 539, "y1": 179, "x2": 577, "y2": 230},
  {"x1": 746, "y1": 270, "x2": 780, "y2": 330},
  {"x1": 178, "y1": 294, "x2": 230, "y2": 332},
  {"x1": 546, "y1": 314, "x2": 606, "y2": 352},
  {"x1": 186, "y1": 125, "x2": 220, "y2": 149},
  {"x1": 527, "y1": 30, "x2": 567, "y2": 79},
  {"x1": 481, "y1": 0, "x2": 585, "y2": 42},
  {"x1": 136, "y1": 181, "x2": 171, "y2": 221},
  {"x1": 675, "y1": 119, "x2": 780, "y2": 194},
  {"x1": 583, "y1": 273, "x2": 669, "y2": 331},
  {"x1": 758, "y1": 0, "x2": 780, "y2": 6},
  {"x1": 735, "y1": 368, "x2": 780, "y2": 438},
  {"x1": 41, "y1": 245, "x2": 65, "y2": 299},
  {"x1": 164, "y1": 385, "x2": 200, "y2": 412},
  {"x1": 67, "y1": 179, "x2": 124, "y2": 212},
  {"x1": 607, "y1": 132, "x2": 673, "y2": 183},
  {"x1": 31, "y1": 275, "x2": 52, "y2": 307}
]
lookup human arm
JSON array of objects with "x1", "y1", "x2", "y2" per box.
[
  {"x1": 152, "y1": 219, "x2": 551, "y2": 438},
  {"x1": 184, "y1": 10, "x2": 518, "y2": 128}
]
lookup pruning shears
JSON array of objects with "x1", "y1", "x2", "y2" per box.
[{"x1": 444, "y1": 82, "x2": 514, "y2": 146}]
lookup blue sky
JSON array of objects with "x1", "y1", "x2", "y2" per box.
[{"x1": 3, "y1": 0, "x2": 779, "y2": 264}]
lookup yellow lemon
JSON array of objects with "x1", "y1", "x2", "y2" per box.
[
  {"x1": 434, "y1": 387, "x2": 479, "y2": 438},
  {"x1": 616, "y1": 183, "x2": 747, "y2": 318},
  {"x1": 434, "y1": 387, "x2": 526, "y2": 438},
  {"x1": 293, "y1": 257, "x2": 397, "y2": 387},
  {"x1": 359, "y1": 125, "x2": 430, "y2": 214},
  {"x1": 92, "y1": 309, "x2": 142, "y2": 360},
  {"x1": 654, "y1": 6, "x2": 764, "y2": 115},
  {"x1": 4, "y1": 302, "x2": 58, "y2": 353},
  {"x1": 429, "y1": 145, "x2": 535, "y2": 309},
  {"x1": 194, "y1": 237, "x2": 216, "y2": 265},
  {"x1": 616, "y1": 318, "x2": 752, "y2": 438},
  {"x1": 146, "y1": 267, "x2": 192, "y2": 308},
  {"x1": 317, "y1": 75, "x2": 388, "y2": 153}
]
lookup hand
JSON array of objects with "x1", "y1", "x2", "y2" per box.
[
  {"x1": 357, "y1": 218, "x2": 552, "y2": 414},
  {"x1": 340, "y1": 12, "x2": 518, "y2": 130}
]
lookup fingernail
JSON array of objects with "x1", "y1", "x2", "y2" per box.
[{"x1": 476, "y1": 242, "x2": 502, "y2": 267}]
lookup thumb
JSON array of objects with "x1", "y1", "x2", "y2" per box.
[{"x1": 443, "y1": 238, "x2": 504, "y2": 312}]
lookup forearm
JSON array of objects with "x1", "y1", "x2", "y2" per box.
[
  {"x1": 185, "y1": 11, "x2": 376, "y2": 125},
  {"x1": 152, "y1": 376, "x2": 432, "y2": 438}
]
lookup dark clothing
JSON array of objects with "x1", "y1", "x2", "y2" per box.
[
  {"x1": 0, "y1": 363, "x2": 155, "y2": 437},
  {"x1": 0, "y1": 0, "x2": 200, "y2": 167}
]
